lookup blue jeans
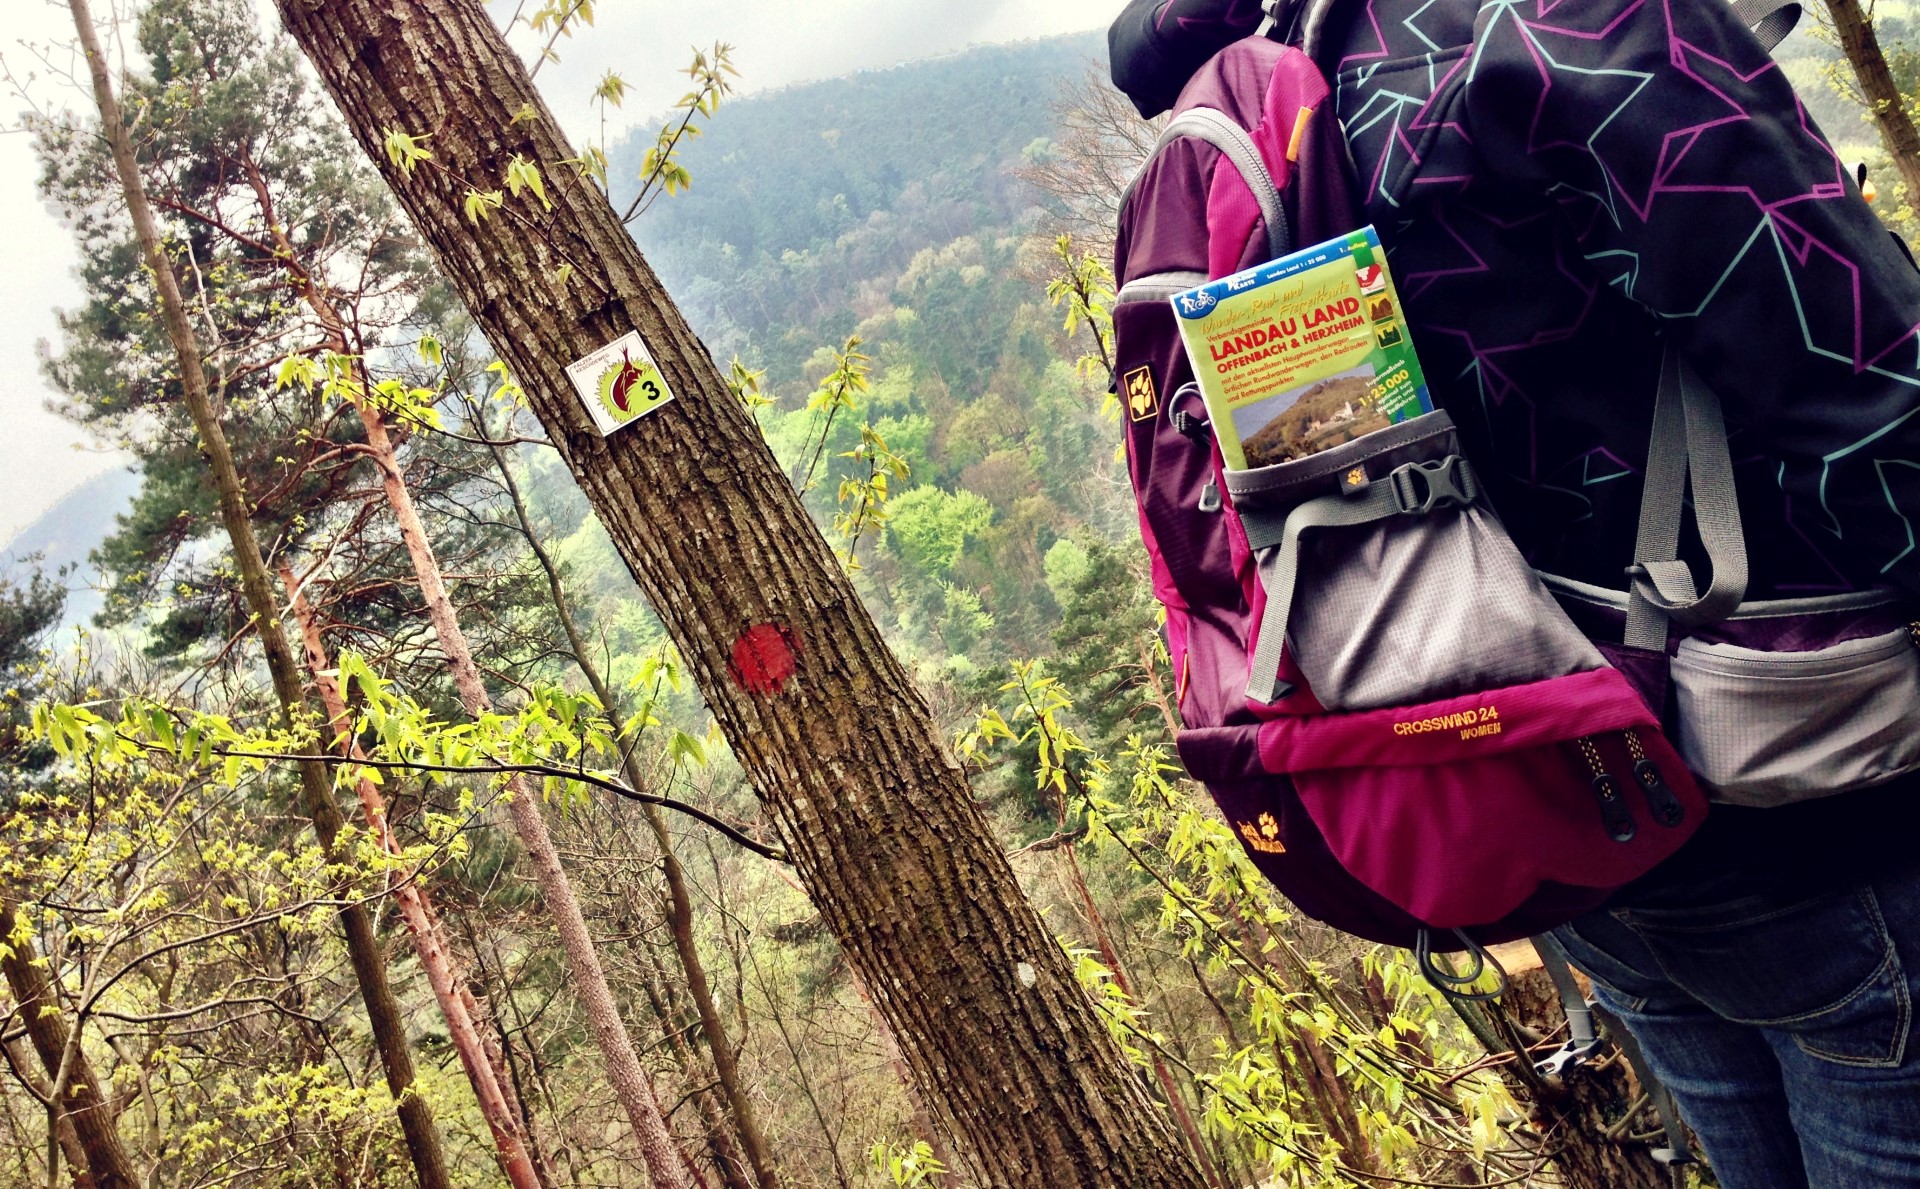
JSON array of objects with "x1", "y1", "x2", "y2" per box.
[{"x1": 1553, "y1": 863, "x2": 1920, "y2": 1188}]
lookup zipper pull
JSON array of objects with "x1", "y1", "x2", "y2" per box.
[
  {"x1": 1577, "y1": 737, "x2": 1637, "y2": 843},
  {"x1": 1199, "y1": 480, "x2": 1222, "y2": 513},
  {"x1": 1624, "y1": 730, "x2": 1687, "y2": 828}
]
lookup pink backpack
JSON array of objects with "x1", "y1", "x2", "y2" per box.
[{"x1": 1112, "y1": 33, "x2": 1710, "y2": 965}]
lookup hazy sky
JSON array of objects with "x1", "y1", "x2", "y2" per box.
[{"x1": 0, "y1": 0, "x2": 1122, "y2": 544}]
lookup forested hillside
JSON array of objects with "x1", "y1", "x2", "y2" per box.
[
  {"x1": 0, "y1": 2, "x2": 1899, "y2": 1188},
  {"x1": 621, "y1": 32, "x2": 1103, "y2": 380}
]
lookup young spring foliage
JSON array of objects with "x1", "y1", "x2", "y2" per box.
[{"x1": 962, "y1": 662, "x2": 1527, "y2": 1187}]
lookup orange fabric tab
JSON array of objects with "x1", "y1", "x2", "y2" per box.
[{"x1": 1287, "y1": 106, "x2": 1314, "y2": 163}]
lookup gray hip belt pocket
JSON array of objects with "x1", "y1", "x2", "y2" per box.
[
  {"x1": 1671, "y1": 627, "x2": 1920, "y2": 807},
  {"x1": 1230, "y1": 411, "x2": 1604, "y2": 711}
]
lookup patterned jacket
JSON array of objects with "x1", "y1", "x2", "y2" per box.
[
  {"x1": 1113, "y1": 0, "x2": 1920, "y2": 602},
  {"x1": 1108, "y1": 0, "x2": 1920, "y2": 891}
]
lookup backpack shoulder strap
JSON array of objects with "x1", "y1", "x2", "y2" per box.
[
  {"x1": 1731, "y1": 0, "x2": 1803, "y2": 51},
  {"x1": 1124, "y1": 107, "x2": 1294, "y2": 262}
]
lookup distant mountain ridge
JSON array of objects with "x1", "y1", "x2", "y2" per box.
[
  {"x1": 7, "y1": 35, "x2": 1112, "y2": 627},
  {"x1": 615, "y1": 30, "x2": 1107, "y2": 373},
  {"x1": 1, "y1": 467, "x2": 139, "y2": 627}
]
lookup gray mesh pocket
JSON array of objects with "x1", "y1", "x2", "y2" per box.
[
  {"x1": 1671, "y1": 628, "x2": 1920, "y2": 807},
  {"x1": 1284, "y1": 507, "x2": 1603, "y2": 711},
  {"x1": 1230, "y1": 411, "x2": 1603, "y2": 712}
]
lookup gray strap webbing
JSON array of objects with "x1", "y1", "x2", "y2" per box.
[
  {"x1": 1241, "y1": 457, "x2": 1481, "y2": 702},
  {"x1": 1532, "y1": 936, "x2": 1597, "y2": 1054},
  {"x1": 1123, "y1": 108, "x2": 1292, "y2": 262},
  {"x1": 1590, "y1": 1001, "x2": 1698, "y2": 1186},
  {"x1": 1534, "y1": 937, "x2": 1696, "y2": 1185},
  {"x1": 1243, "y1": 484, "x2": 1403, "y2": 702},
  {"x1": 1731, "y1": 0, "x2": 1802, "y2": 51},
  {"x1": 1117, "y1": 270, "x2": 1209, "y2": 306},
  {"x1": 1255, "y1": 0, "x2": 1284, "y2": 39},
  {"x1": 1624, "y1": 347, "x2": 1749, "y2": 651}
]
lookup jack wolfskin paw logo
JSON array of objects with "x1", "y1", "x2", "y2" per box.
[
  {"x1": 1237, "y1": 813, "x2": 1286, "y2": 855},
  {"x1": 1123, "y1": 366, "x2": 1159, "y2": 422}
]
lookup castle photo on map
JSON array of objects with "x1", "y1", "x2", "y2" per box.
[{"x1": 1233, "y1": 363, "x2": 1390, "y2": 468}]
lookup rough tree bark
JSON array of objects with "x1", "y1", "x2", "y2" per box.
[
  {"x1": 65, "y1": 2, "x2": 453, "y2": 1183},
  {"x1": 488, "y1": 433, "x2": 782, "y2": 1189},
  {"x1": 0, "y1": 899, "x2": 138, "y2": 1189},
  {"x1": 281, "y1": 572, "x2": 549, "y2": 1189},
  {"x1": 269, "y1": 1, "x2": 1208, "y2": 1183},
  {"x1": 1826, "y1": 0, "x2": 1920, "y2": 204}
]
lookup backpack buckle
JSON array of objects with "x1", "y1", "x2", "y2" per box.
[
  {"x1": 1388, "y1": 456, "x2": 1478, "y2": 515},
  {"x1": 1534, "y1": 1035, "x2": 1604, "y2": 1080}
]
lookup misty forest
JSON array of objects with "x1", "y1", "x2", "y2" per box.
[{"x1": 1, "y1": 2, "x2": 1913, "y2": 1187}]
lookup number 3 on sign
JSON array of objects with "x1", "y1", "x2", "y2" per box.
[{"x1": 564, "y1": 330, "x2": 677, "y2": 436}]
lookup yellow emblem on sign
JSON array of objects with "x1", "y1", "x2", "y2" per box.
[{"x1": 1123, "y1": 365, "x2": 1159, "y2": 422}]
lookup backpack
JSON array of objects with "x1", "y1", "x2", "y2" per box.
[{"x1": 1110, "y1": 0, "x2": 1920, "y2": 966}]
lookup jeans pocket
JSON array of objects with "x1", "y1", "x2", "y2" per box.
[{"x1": 1621, "y1": 887, "x2": 1912, "y2": 1068}]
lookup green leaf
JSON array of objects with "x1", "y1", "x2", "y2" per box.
[
  {"x1": 504, "y1": 155, "x2": 551, "y2": 210},
  {"x1": 668, "y1": 730, "x2": 707, "y2": 769},
  {"x1": 463, "y1": 189, "x2": 504, "y2": 224},
  {"x1": 381, "y1": 129, "x2": 433, "y2": 176}
]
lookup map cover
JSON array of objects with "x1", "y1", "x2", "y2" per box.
[{"x1": 1170, "y1": 226, "x2": 1431, "y2": 470}]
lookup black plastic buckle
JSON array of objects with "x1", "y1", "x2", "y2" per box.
[{"x1": 1388, "y1": 456, "x2": 1478, "y2": 515}]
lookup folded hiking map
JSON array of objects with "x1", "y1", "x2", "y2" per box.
[{"x1": 1171, "y1": 226, "x2": 1433, "y2": 470}]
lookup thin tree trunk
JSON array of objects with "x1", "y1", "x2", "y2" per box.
[
  {"x1": 64, "y1": 3, "x2": 453, "y2": 1183},
  {"x1": 631, "y1": 945, "x2": 755, "y2": 1189},
  {"x1": 0, "y1": 901, "x2": 136, "y2": 1189},
  {"x1": 345, "y1": 401, "x2": 692, "y2": 1186},
  {"x1": 1, "y1": 1037, "x2": 95, "y2": 1189},
  {"x1": 1826, "y1": 0, "x2": 1920, "y2": 203},
  {"x1": 250, "y1": 159, "x2": 690, "y2": 1184},
  {"x1": 268, "y1": 3, "x2": 1208, "y2": 1182},
  {"x1": 1056, "y1": 850, "x2": 1227, "y2": 1189},
  {"x1": 282, "y1": 571, "x2": 549, "y2": 1189},
  {"x1": 484, "y1": 419, "x2": 781, "y2": 1189}
]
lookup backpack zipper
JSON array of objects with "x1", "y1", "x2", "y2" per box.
[
  {"x1": 1172, "y1": 404, "x2": 1223, "y2": 514},
  {"x1": 1575, "y1": 736, "x2": 1636, "y2": 843},
  {"x1": 1623, "y1": 729, "x2": 1687, "y2": 828}
]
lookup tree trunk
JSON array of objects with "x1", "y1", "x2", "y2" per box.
[
  {"x1": 267, "y1": 2, "x2": 1208, "y2": 1185},
  {"x1": 1057, "y1": 851, "x2": 1228, "y2": 1189},
  {"x1": 282, "y1": 572, "x2": 550, "y2": 1189},
  {"x1": 488, "y1": 431, "x2": 781, "y2": 1189},
  {"x1": 0, "y1": 901, "x2": 138, "y2": 1189},
  {"x1": 254, "y1": 158, "x2": 691, "y2": 1182},
  {"x1": 1, "y1": 1037, "x2": 97, "y2": 1189},
  {"x1": 631, "y1": 945, "x2": 755, "y2": 1189},
  {"x1": 1826, "y1": 0, "x2": 1920, "y2": 204},
  {"x1": 65, "y1": 3, "x2": 453, "y2": 1184},
  {"x1": 345, "y1": 401, "x2": 694, "y2": 1188}
]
